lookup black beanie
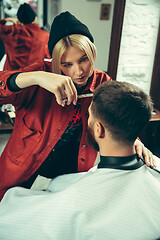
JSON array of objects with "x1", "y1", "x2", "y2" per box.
[
  {"x1": 17, "y1": 3, "x2": 36, "y2": 25},
  {"x1": 48, "y1": 11, "x2": 94, "y2": 57}
]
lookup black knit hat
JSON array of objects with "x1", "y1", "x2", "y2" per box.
[
  {"x1": 48, "y1": 11, "x2": 94, "y2": 57},
  {"x1": 17, "y1": 3, "x2": 36, "y2": 25}
]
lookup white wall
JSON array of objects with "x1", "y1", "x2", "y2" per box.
[
  {"x1": 117, "y1": 0, "x2": 160, "y2": 94},
  {"x1": 59, "y1": 0, "x2": 115, "y2": 71}
]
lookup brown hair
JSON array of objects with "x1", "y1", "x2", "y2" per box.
[{"x1": 91, "y1": 81, "x2": 153, "y2": 143}]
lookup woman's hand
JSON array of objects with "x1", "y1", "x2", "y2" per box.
[
  {"x1": 38, "y1": 72, "x2": 78, "y2": 106},
  {"x1": 134, "y1": 138, "x2": 156, "y2": 168},
  {"x1": 5, "y1": 17, "x2": 19, "y2": 24},
  {"x1": 16, "y1": 71, "x2": 77, "y2": 106}
]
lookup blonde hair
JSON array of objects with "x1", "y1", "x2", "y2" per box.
[{"x1": 52, "y1": 34, "x2": 96, "y2": 74}]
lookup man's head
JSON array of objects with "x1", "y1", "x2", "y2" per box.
[
  {"x1": 87, "y1": 81, "x2": 153, "y2": 151},
  {"x1": 17, "y1": 3, "x2": 36, "y2": 25}
]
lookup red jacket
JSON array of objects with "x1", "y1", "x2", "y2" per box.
[
  {"x1": 0, "y1": 20, "x2": 50, "y2": 70},
  {"x1": 0, "y1": 60, "x2": 112, "y2": 200}
]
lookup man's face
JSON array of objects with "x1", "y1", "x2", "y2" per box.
[{"x1": 86, "y1": 105, "x2": 99, "y2": 152}]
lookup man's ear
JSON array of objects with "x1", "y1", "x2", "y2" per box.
[{"x1": 95, "y1": 121, "x2": 105, "y2": 138}]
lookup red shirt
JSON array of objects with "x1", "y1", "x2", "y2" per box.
[
  {"x1": 0, "y1": 20, "x2": 50, "y2": 70},
  {"x1": 0, "y1": 60, "x2": 112, "y2": 200}
]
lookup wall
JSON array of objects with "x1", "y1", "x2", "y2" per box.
[
  {"x1": 117, "y1": 0, "x2": 160, "y2": 94},
  {"x1": 48, "y1": 0, "x2": 115, "y2": 72}
]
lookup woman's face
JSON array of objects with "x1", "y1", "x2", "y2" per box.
[{"x1": 60, "y1": 46, "x2": 93, "y2": 88}]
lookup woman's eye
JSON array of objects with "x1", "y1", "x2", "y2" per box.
[
  {"x1": 80, "y1": 57, "x2": 88, "y2": 63},
  {"x1": 63, "y1": 63, "x2": 72, "y2": 68}
]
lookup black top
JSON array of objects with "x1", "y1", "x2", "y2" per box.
[{"x1": 98, "y1": 154, "x2": 145, "y2": 170}]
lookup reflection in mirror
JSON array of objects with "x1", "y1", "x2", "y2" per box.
[{"x1": 2, "y1": 0, "x2": 37, "y2": 17}]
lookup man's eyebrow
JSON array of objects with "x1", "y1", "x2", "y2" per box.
[{"x1": 61, "y1": 54, "x2": 87, "y2": 65}]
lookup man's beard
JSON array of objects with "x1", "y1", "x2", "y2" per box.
[{"x1": 86, "y1": 123, "x2": 99, "y2": 152}]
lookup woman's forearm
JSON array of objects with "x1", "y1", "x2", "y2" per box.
[
  {"x1": 15, "y1": 71, "x2": 77, "y2": 106},
  {"x1": 15, "y1": 71, "x2": 42, "y2": 89}
]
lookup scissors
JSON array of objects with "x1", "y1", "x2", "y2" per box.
[{"x1": 62, "y1": 93, "x2": 93, "y2": 102}]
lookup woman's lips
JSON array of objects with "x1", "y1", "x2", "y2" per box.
[{"x1": 75, "y1": 76, "x2": 85, "y2": 82}]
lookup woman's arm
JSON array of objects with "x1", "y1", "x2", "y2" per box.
[
  {"x1": 4, "y1": 17, "x2": 19, "y2": 24},
  {"x1": 16, "y1": 71, "x2": 77, "y2": 106}
]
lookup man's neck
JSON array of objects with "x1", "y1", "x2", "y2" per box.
[
  {"x1": 96, "y1": 133, "x2": 144, "y2": 170},
  {"x1": 99, "y1": 140, "x2": 136, "y2": 157}
]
